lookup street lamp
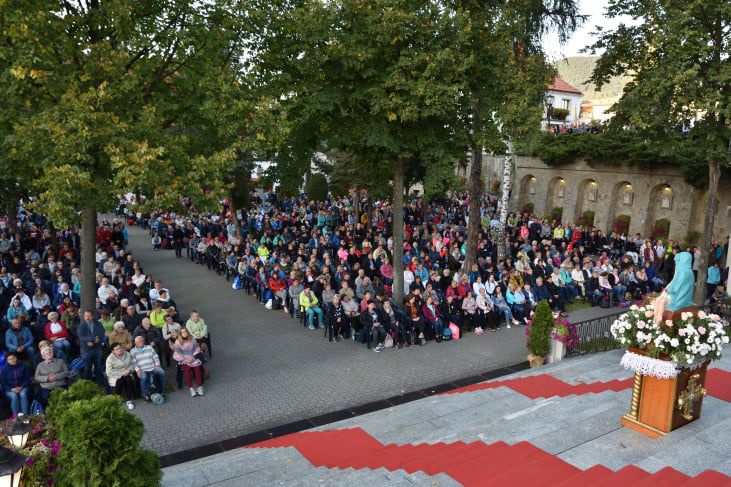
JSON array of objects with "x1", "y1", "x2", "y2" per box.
[
  {"x1": 0, "y1": 446, "x2": 27, "y2": 487},
  {"x1": 1, "y1": 421, "x2": 31, "y2": 450},
  {"x1": 545, "y1": 94, "x2": 555, "y2": 129}
]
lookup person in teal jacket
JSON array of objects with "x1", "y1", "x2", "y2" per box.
[
  {"x1": 5, "y1": 298, "x2": 27, "y2": 324},
  {"x1": 706, "y1": 261, "x2": 721, "y2": 301}
]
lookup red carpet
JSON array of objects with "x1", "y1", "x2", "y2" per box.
[
  {"x1": 442, "y1": 368, "x2": 731, "y2": 402},
  {"x1": 248, "y1": 428, "x2": 731, "y2": 486}
]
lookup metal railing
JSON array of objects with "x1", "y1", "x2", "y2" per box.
[{"x1": 566, "y1": 310, "x2": 625, "y2": 358}]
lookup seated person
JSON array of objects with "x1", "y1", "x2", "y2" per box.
[
  {"x1": 39, "y1": 310, "x2": 70, "y2": 362},
  {"x1": 361, "y1": 300, "x2": 386, "y2": 351},
  {"x1": 34, "y1": 345, "x2": 69, "y2": 407},
  {"x1": 130, "y1": 336, "x2": 165, "y2": 402},
  {"x1": 106, "y1": 342, "x2": 136, "y2": 409},
  {"x1": 5, "y1": 318, "x2": 36, "y2": 362},
  {"x1": 0, "y1": 352, "x2": 30, "y2": 416},
  {"x1": 173, "y1": 328, "x2": 205, "y2": 397},
  {"x1": 108, "y1": 321, "x2": 133, "y2": 351},
  {"x1": 299, "y1": 286, "x2": 324, "y2": 330},
  {"x1": 132, "y1": 317, "x2": 164, "y2": 357},
  {"x1": 185, "y1": 311, "x2": 210, "y2": 356}
]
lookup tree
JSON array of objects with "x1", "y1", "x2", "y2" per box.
[
  {"x1": 453, "y1": 0, "x2": 582, "y2": 271},
  {"x1": 589, "y1": 0, "x2": 730, "y2": 304},
  {"x1": 265, "y1": 0, "x2": 465, "y2": 304},
  {"x1": 1, "y1": 1, "x2": 252, "y2": 310}
]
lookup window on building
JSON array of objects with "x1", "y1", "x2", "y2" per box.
[{"x1": 562, "y1": 99, "x2": 570, "y2": 110}]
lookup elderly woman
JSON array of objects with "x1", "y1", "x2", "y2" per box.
[
  {"x1": 173, "y1": 328, "x2": 205, "y2": 397},
  {"x1": 106, "y1": 342, "x2": 136, "y2": 409},
  {"x1": 108, "y1": 321, "x2": 133, "y2": 351},
  {"x1": 44, "y1": 312, "x2": 71, "y2": 361},
  {"x1": 35, "y1": 346, "x2": 69, "y2": 407}
]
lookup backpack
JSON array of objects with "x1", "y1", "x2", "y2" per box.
[
  {"x1": 443, "y1": 326, "x2": 452, "y2": 341},
  {"x1": 600, "y1": 293, "x2": 610, "y2": 309},
  {"x1": 449, "y1": 322, "x2": 460, "y2": 340},
  {"x1": 232, "y1": 276, "x2": 242, "y2": 290}
]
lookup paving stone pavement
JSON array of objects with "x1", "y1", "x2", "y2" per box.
[{"x1": 124, "y1": 225, "x2": 534, "y2": 456}]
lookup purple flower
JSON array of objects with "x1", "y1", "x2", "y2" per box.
[
  {"x1": 47, "y1": 464, "x2": 57, "y2": 473},
  {"x1": 33, "y1": 424, "x2": 44, "y2": 434},
  {"x1": 26, "y1": 458, "x2": 34, "y2": 466},
  {"x1": 46, "y1": 478, "x2": 55, "y2": 486}
]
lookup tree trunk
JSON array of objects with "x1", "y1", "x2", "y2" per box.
[
  {"x1": 693, "y1": 156, "x2": 720, "y2": 305},
  {"x1": 80, "y1": 208, "x2": 98, "y2": 313},
  {"x1": 463, "y1": 103, "x2": 483, "y2": 273},
  {"x1": 353, "y1": 184, "x2": 360, "y2": 226},
  {"x1": 229, "y1": 194, "x2": 243, "y2": 241},
  {"x1": 392, "y1": 158, "x2": 405, "y2": 304},
  {"x1": 496, "y1": 141, "x2": 513, "y2": 261},
  {"x1": 6, "y1": 205, "x2": 17, "y2": 232}
]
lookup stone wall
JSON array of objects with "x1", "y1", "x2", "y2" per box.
[{"x1": 474, "y1": 156, "x2": 729, "y2": 242}]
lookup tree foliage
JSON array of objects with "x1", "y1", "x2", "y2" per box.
[
  {"x1": 588, "y1": 0, "x2": 730, "y2": 303},
  {"x1": 528, "y1": 300, "x2": 553, "y2": 357}
]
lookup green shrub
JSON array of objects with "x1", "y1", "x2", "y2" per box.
[
  {"x1": 612, "y1": 214, "x2": 631, "y2": 234},
  {"x1": 651, "y1": 218, "x2": 670, "y2": 240},
  {"x1": 54, "y1": 395, "x2": 161, "y2": 487},
  {"x1": 576, "y1": 210, "x2": 595, "y2": 227},
  {"x1": 547, "y1": 207, "x2": 563, "y2": 224},
  {"x1": 306, "y1": 173, "x2": 329, "y2": 201},
  {"x1": 521, "y1": 202, "x2": 535, "y2": 215},
  {"x1": 551, "y1": 108, "x2": 569, "y2": 121},
  {"x1": 46, "y1": 379, "x2": 101, "y2": 424},
  {"x1": 528, "y1": 300, "x2": 553, "y2": 357},
  {"x1": 685, "y1": 230, "x2": 702, "y2": 245}
]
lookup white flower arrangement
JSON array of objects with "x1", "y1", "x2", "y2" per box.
[{"x1": 611, "y1": 308, "x2": 728, "y2": 367}]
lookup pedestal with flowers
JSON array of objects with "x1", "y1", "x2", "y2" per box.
[{"x1": 611, "y1": 306, "x2": 729, "y2": 438}]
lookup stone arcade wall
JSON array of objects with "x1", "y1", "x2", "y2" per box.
[{"x1": 476, "y1": 156, "x2": 729, "y2": 242}]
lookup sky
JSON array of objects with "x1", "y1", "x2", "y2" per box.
[{"x1": 542, "y1": 0, "x2": 627, "y2": 60}]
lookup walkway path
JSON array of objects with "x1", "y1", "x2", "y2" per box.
[{"x1": 124, "y1": 224, "x2": 623, "y2": 456}]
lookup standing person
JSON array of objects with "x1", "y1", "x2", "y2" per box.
[
  {"x1": 173, "y1": 328, "x2": 205, "y2": 397},
  {"x1": 130, "y1": 336, "x2": 165, "y2": 403},
  {"x1": 1, "y1": 352, "x2": 30, "y2": 416},
  {"x1": 77, "y1": 309, "x2": 106, "y2": 385}
]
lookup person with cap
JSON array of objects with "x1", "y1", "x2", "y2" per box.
[{"x1": 299, "y1": 286, "x2": 324, "y2": 330}]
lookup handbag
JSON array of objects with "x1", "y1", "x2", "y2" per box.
[{"x1": 383, "y1": 334, "x2": 393, "y2": 348}]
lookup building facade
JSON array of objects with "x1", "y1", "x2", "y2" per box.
[{"x1": 502, "y1": 156, "x2": 731, "y2": 242}]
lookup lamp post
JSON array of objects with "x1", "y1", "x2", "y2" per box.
[
  {"x1": 545, "y1": 93, "x2": 554, "y2": 130},
  {"x1": 0, "y1": 446, "x2": 27, "y2": 487},
  {"x1": 1, "y1": 422, "x2": 31, "y2": 450}
]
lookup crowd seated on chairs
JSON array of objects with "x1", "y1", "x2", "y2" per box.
[
  {"x1": 135, "y1": 190, "x2": 728, "y2": 353},
  {"x1": 0, "y1": 208, "x2": 213, "y2": 419}
]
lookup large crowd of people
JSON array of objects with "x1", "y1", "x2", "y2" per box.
[
  {"x1": 141, "y1": 191, "x2": 729, "y2": 353},
  {"x1": 0, "y1": 210, "x2": 212, "y2": 417}
]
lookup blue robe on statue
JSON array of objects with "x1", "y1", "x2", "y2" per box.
[{"x1": 666, "y1": 251, "x2": 695, "y2": 311}]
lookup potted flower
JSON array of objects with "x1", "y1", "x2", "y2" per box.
[
  {"x1": 549, "y1": 316, "x2": 578, "y2": 363},
  {"x1": 526, "y1": 300, "x2": 553, "y2": 367}
]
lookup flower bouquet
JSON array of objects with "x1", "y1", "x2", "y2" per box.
[
  {"x1": 611, "y1": 305, "x2": 728, "y2": 378},
  {"x1": 551, "y1": 318, "x2": 578, "y2": 353}
]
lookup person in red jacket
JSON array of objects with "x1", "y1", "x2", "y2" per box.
[
  {"x1": 44, "y1": 311, "x2": 71, "y2": 362},
  {"x1": 268, "y1": 272, "x2": 288, "y2": 312}
]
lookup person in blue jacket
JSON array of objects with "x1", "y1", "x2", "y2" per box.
[
  {"x1": 5, "y1": 318, "x2": 35, "y2": 362},
  {"x1": 1, "y1": 352, "x2": 30, "y2": 416}
]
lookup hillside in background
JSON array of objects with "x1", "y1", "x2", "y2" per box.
[{"x1": 554, "y1": 56, "x2": 630, "y2": 103}]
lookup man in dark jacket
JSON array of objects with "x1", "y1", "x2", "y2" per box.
[
  {"x1": 133, "y1": 317, "x2": 164, "y2": 358},
  {"x1": 78, "y1": 309, "x2": 106, "y2": 385}
]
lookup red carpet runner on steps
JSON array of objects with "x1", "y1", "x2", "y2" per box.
[
  {"x1": 440, "y1": 368, "x2": 731, "y2": 402},
  {"x1": 248, "y1": 428, "x2": 731, "y2": 486}
]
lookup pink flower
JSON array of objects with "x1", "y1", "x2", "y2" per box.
[
  {"x1": 679, "y1": 329, "x2": 686, "y2": 336},
  {"x1": 699, "y1": 327, "x2": 706, "y2": 335}
]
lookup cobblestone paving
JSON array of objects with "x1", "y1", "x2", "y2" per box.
[{"x1": 124, "y1": 224, "x2": 615, "y2": 456}]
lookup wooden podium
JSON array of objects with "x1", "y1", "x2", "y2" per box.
[{"x1": 620, "y1": 307, "x2": 709, "y2": 438}]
